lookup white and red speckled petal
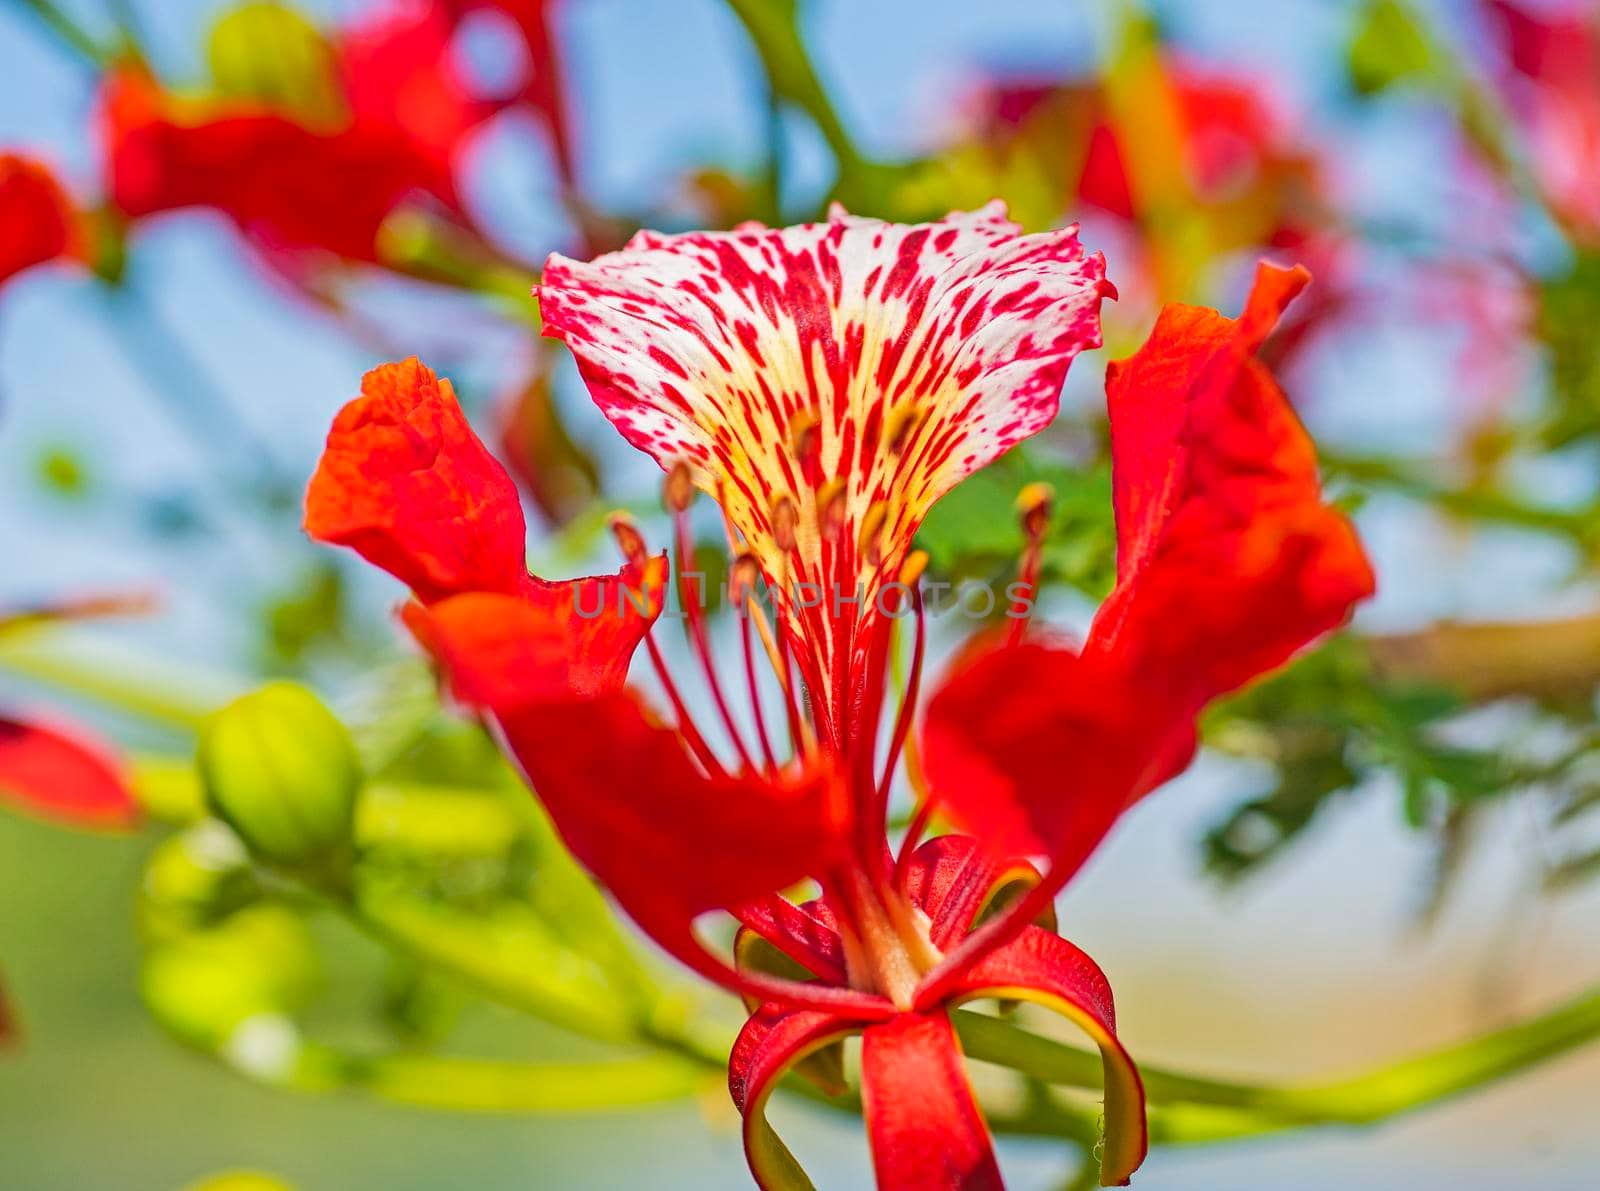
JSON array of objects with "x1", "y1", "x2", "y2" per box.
[{"x1": 539, "y1": 203, "x2": 1111, "y2": 701}]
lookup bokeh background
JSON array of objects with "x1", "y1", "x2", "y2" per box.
[{"x1": 3, "y1": 0, "x2": 1600, "y2": 1187}]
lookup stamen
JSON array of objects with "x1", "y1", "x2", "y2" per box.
[
  {"x1": 732, "y1": 553, "x2": 779, "y2": 775},
  {"x1": 1008, "y1": 481, "x2": 1053, "y2": 645},
  {"x1": 665, "y1": 469, "x2": 758, "y2": 774},
  {"x1": 875, "y1": 555, "x2": 927, "y2": 852},
  {"x1": 609, "y1": 515, "x2": 727, "y2": 778}
]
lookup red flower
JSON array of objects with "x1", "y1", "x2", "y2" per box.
[
  {"x1": 0, "y1": 714, "x2": 139, "y2": 831},
  {"x1": 1481, "y1": 0, "x2": 1600, "y2": 240},
  {"x1": 0, "y1": 153, "x2": 81, "y2": 287},
  {"x1": 306, "y1": 206, "x2": 1372, "y2": 1187},
  {"x1": 101, "y1": 3, "x2": 491, "y2": 266}
]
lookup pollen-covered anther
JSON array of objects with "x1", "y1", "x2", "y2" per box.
[
  {"x1": 608, "y1": 512, "x2": 649, "y2": 565},
  {"x1": 771, "y1": 496, "x2": 798, "y2": 554},
  {"x1": 816, "y1": 479, "x2": 847, "y2": 542},
  {"x1": 664, "y1": 461, "x2": 696, "y2": 514},
  {"x1": 1016, "y1": 481, "x2": 1055, "y2": 542},
  {"x1": 857, "y1": 502, "x2": 889, "y2": 567},
  {"x1": 884, "y1": 403, "x2": 928, "y2": 458},
  {"x1": 788, "y1": 409, "x2": 821, "y2": 478},
  {"x1": 729, "y1": 552, "x2": 762, "y2": 603},
  {"x1": 898, "y1": 549, "x2": 929, "y2": 589}
]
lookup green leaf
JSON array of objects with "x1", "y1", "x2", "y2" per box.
[
  {"x1": 1347, "y1": 0, "x2": 1437, "y2": 96},
  {"x1": 206, "y1": 2, "x2": 345, "y2": 128}
]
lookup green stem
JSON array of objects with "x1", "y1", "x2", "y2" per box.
[
  {"x1": 722, "y1": 0, "x2": 878, "y2": 198},
  {"x1": 958, "y1": 979, "x2": 1600, "y2": 1142},
  {"x1": 0, "y1": 629, "x2": 241, "y2": 730},
  {"x1": 6, "y1": 0, "x2": 109, "y2": 64},
  {"x1": 343, "y1": 1049, "x2": 711, "y2": 1112}
]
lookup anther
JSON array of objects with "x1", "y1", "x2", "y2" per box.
[
  {"x1": 789, "y1": 409, "x2": 820, "y2": 472},
  {"x1": 664, "y1": 461, "x2": 696, "y2": 514},
  {"x1": 608, "y1": 512, "x2": 649, "y2": 565},
  {"x1": 857, "y1": 502, "x2": 889, "y2": 565},
  {"x1": 885, "y1": 403, "x2": 927, "y2": 457},
  {"x1": 898, "y1": 549, "x2": 929, "y2": 588},
  {"x1": 771, "y1": 496, "x2": 798, "y2": 554},
  {"x1": 1016, "y1": 481, "x2": 1054, "y2": 542},
  {"x1": 816, "y1": 479, "x2": 847, "y2": 540}
]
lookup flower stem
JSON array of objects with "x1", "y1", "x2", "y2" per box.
[{"x1": 956, "y1": 978, "x2": 1600, "y2": 1140}]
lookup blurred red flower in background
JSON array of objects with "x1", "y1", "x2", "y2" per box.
[
  {"x1": 100, "y1": 0, "x2": 573, "y2": 270},
  {"x1": 0, "y1": 153, "x2": 82, "y2": 287},
  {"x1": 1482, "y1": 0, "x2": 1600, "y2": 240}
]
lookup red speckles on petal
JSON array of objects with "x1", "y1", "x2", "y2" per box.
[{"x1": 539, "y1": 203, "x2": 1110, "y2": 700}]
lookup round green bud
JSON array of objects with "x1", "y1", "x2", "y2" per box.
[{"x1": 197, "y1": 682, "x2": 360, "y2": 870}]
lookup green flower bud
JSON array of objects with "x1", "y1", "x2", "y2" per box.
[
  {"x1": 197, "y1": 682, "x2": 360, "y2": 870},
  {"x1": 141, "y1": 904, "x2": 320, "y2": 1055},
  {"x1": 138, "y1": 821, "x2": 256, "y2": 943}
]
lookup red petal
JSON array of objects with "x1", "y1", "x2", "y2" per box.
[
  {"x1": 922, "y1": 926, "x2": 1147, "y2": 1187},
  {"x1": 402, "y1": 554, "x2": 668, "y2": 707},
  {"x1": 0, "y1": 714, "x2": 140, "y2": 831},
  {"x1": 337, "y1": 2, "x2": 487, "y2": 176},
  {"x1": 860, "y1": 1011, "x2": 1003, "y2": 1191},
  {"x1": 305, "y1": 358, "x2": 531, "y2": 603},
  {"x1": 1093, "y1": 261, "x2": 1375, "y2": 706},
  {"x1": 900, "y1": 833, "x2": 1044, "y2": 950},
  {"x1": 729, "y1": 1003, "x2": 865, "y2": 1189},
  {"x1": 734, "y1": 894, "x2": 847, "y2": 985},
  {"x1": 493, "y1": 691, "x2": 854, "y2": 996},
  {"x1": 0, "y1": 153, "x2": 79, "y2": 284},
  {"x1": 921, "y1": 642, "x2": 1177, "y2": 869},
  {"x1": 100, "y1": 68, "x2": 461, "y2": 263}
]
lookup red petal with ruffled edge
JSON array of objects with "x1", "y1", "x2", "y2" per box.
[
  {"x1": 920, "y1": 642, "x2": 1176, "y2": 871},
  {"x1": 730, "y1": 1003, "x2": 867, "y2": 1189},
  {"x1": 923, "y1": 925, "x2": 1147, "y2": 1187},
  {"x1": 0, "y1": 715, "x2": 139, "y2": 831},
  {"x1": 402, "y1": 554, "x2": 668, "y2": 706},
  {"x1": 305, "y1": 357, "x2": 531, "y2": 602},
  {"x1": 0, "y1": 154, "x2": 79, "y2": 285},
  {"x1": 861, "y1": 1011, "x2": 1003, "y2": 1191},
  {"x1": 1092, "y1": 261, "x2": 1375, "y2": 704}
]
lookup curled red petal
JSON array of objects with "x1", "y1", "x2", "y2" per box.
[
  {"x1": 734, "y1": 894, "x2": 847, "y2": 985},
  {"x1": 0, "y1": 153, "x2": 79, "y2": 285},
  {"x1": 900, "y1": 833, "x2": 1044, "y2": 950},
  {"x1": 729, "y1": 1004, "x2": 865, "y2": 1189},
  {"x1": 921, "y1": 642, "x2": 1179, "y2": 870},
  {"x1": 860, "y1": 1010, "x2": 1003, "y2": 1191},
  {"x1": 923, "y1": 926, "x2": 1148, "y2": 1187},
  {"x1": 305, "y1": 357, "x2": 531, "y2": 602},
  {"x1": 402, "y1": 553, "x2": 668, "y2": 707},
  {"x1": 0, "y1": 714, "x2": 140, "y2": 831},
  {"x1": 1093, "y1": 261, "x2": 1375, "y2": 706},
  {"x1": 493, "y1": 690, "x2": 851, "y2": 992}
]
